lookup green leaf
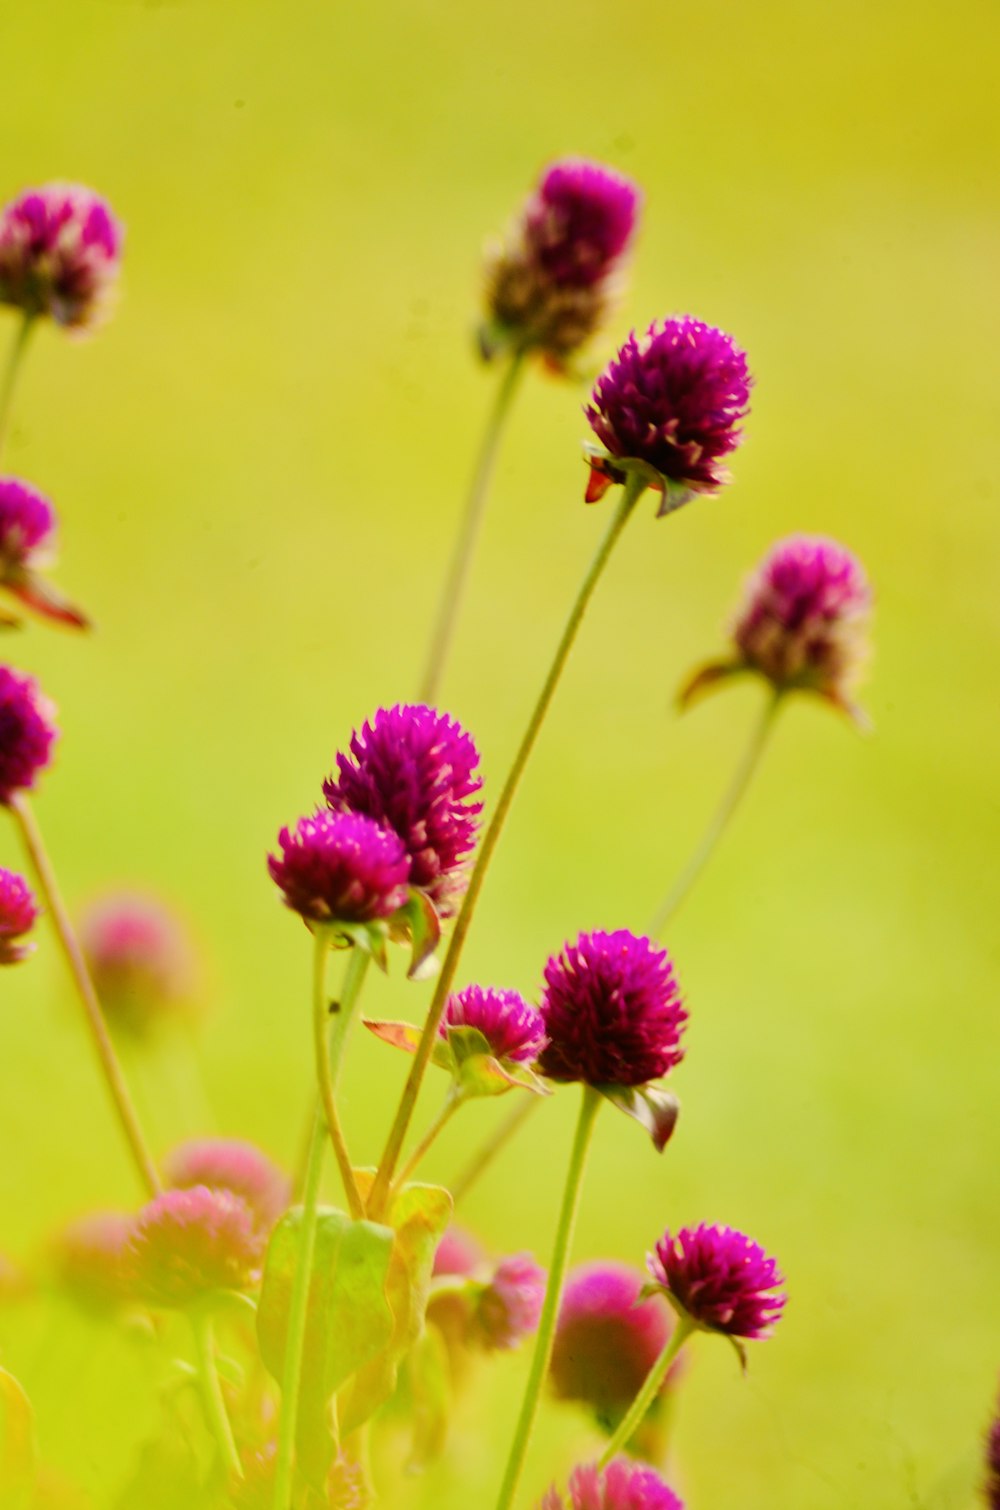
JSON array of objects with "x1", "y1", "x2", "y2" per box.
[
  {"x1": 0, "y1": 1367, "x2": 37, "y2": 1510},
  {"x1": 405, "y1": 1325, "x2": 451, "y2": 1470},
  {"x1": 341, "y1": 1181, "x2": 452, "y2": 1434},
  {"x1": 389, "y1": 888, "x2": 441, "y2": 979},
  {"x1": 599, "y1": 1084, "x2": 680, "y2": 1152},
  {"x1": 445, "y1": 1026, "x2": 551, "y2": 1099}
]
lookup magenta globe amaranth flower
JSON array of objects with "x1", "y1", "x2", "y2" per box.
[
  {"x1": 538, "y1": 930, "x2": 686, "y2": 1088},
  {"x1": 0, "y1": 477, "x2": 88, "y2": 629},
  {"x1": 649, "y1": 1222, "x2": 786, "y2": 1340},
  {"x1": 0, "y1": 866, "x2": 38, "y2": 963},
  {"x1": 483, "y1": 158, "x2": 641, "y2": 367},
  {"x1": 126, "y1": 1185, "x2": 264, "y2": 1308},
  {"x1": 268, "y1": 808, "x2": 410, "y2": 927},
  {"x1": 441, "y1": 983, "x2": 547, "y2": 1063},
  {"x1": 473, "y1": 1252, "x2": 545, "y2": 1351},
  {"x1": 80, "y1": 889, "x2": 198, "y2": 1037},
  {"x1": 164, "y1": 1138, "x2": 290, "y2": 1234},
  {"x1": 0, "y1": 665, "x2": 57, "y2": 803},
  {"x1": 0, "y1": 183, "x2": 123, "y2": 330},
  {"x1": 323, "y1": 703, "x2": 483, "y2": 918},
  {"x1": 585, "y1": 317, "x2": 751, "y2": 512},
  {"x1": 539, "y1": 1459, "x2": 684, "y2": 1510}
]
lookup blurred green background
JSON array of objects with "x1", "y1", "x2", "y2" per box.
[{"x1": 1, "y1": 0, "x2": 999, "y2": 1503}]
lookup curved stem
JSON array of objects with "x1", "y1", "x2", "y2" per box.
[
  {"x1": 0, "y1": 313, "x2": 34, "y2": 462},
  {"x1": 648, "y1": 688, "x2": 783, "y2": 936},
  {"x1": 314, "y1": 942, "x2": 368, "y2": 1220},
  {"x1": 8, "y1": 793, "x2": 160, "y2": 1197},
  {"x1": 370, "y1": 477, "x2": 644, "y2": 1218},
  {"x1": 393, "y1": 1091, "x2": 462, "y2": 1192},
  {"x1": 419, "y1": 350, "x2": 526, "y2": 704},
  {"x1": 494, "y1": 1085, "x2": 601, "y2": 1510},
  {"x1": 450, "y1": 1094, "x2": 538, "y2": 1205},
  {"x1": 598, "y1": 1316, "x2": 695, "y2": 1466},
  {"x1": 191, "y1": 1307, "x2": 243, "y2": 1481}
]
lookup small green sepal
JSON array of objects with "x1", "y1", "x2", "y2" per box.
[
  {"x1": 598, "y1": 1083, "x2": 679, "y2": 1152},
  {"x1": 389, "y1": 887, "x2": 442, "y2": 980}
]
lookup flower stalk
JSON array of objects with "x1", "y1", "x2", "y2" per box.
[
  {"x1": 597, "y1": 1316, "x2": 695, "y2": 1466},
  {"x1": 0, "y1": 312, "x2": 33, "y2": 461},
  {"x1": 313, "y1": 936, "x2": 367, "y2": 1220},
  {"x1": 190, "y1": 1306, "x2": 243, "y2": 1481}
]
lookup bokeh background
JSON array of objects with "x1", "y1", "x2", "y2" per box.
[{"x1": 1, "y1": 0, "x2": 999, "y2": 1504}]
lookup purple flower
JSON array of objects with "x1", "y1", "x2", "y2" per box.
[
  {"x1": 538, "y1": 930, "x2": 686, "y2": 1088},
  {"x1": 985, "y1": 1398, "x2": 1000, "y2": 1509},
  {"x1": 125, "y1": 1185, "x2": 265, "y2": 1308},
  {"x1": 550, "y1": 1262, "x2": 679, "y2": 1427},
  {"x1": 53, "y1": 1211, "x2": 133, "y2": 1313},
  {"x1": 473, "y1": 1252, "x2": 546, "y2": 1351},
  {"x1": 164, "y1": 1138, "x2": 290, "y2": 1234},
  {"x1": 649, "y1": 1222, "x2": 786, "y2": 1340},
  {"x1": 483, "y1": 159, "x2": 641, "y2": 367},
  {"x1": 80, "y1": 889, "x2": 198, "y2": 1037},
  {"x1": 441, "y1": 983, "x2": 547, "y2": 1063},
  {"x1": 732, "y1": 534, "x2": 872, "y2": 706},
  {"x1": 0, "y1": 477, "x2": 88, "y2": 629},
  {"x1": 323, "y1": 704, "x2": 483, "y2": 919},
  {"x1": 0, "y1": 665, "x2": 57, "y2": 804},
  {"x1": 0, "y1": 866, "x2": 38, "y2": 964},
  {"x1": 0, "y1": 183, "x2": 123, "y2": 330},
  {"x1": 268, "y1": 808, "x2": 410, "y2": 926},
  {"x1": 539, "y1": 1459, "x2": 684, "y2": 1510},
  {"x1": 585, "y1": 318, "x2": 751, "y2": 507}
]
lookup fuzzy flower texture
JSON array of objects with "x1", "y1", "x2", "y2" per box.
[
  {"x1": 585, "y1": 317, "x2": 751, "y2": 510},
  {"x1": 0, "y1": 183, "x2": 123, "y2": 330},
  {"x1": 0, "y1": 866, "x2": 38, "y2": 964},
  {"x1": 126, "y1": 1185, "x2": 265, "y2": 1309},
  {"x1": 268, "y1": 809, "x2": 410, "y2": 927},
  {"x1": 441, "y1": 983, "x2": 547, "y2": 1064},
  {"x1": 0, "y1": 665, "x2": 57, "y2": 804},
  {"x1": 649, "y1": 1222, "x2": 786, "y2": 1340},
  {"x1": 540, "y1": 1459, "x2": 684, "y2": 1510}
]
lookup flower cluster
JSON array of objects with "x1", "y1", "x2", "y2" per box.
[
  {"x1": 0, "y1": 183, "x2": 123, "y2": 330},
  {"x1": 164, "y1": 1137, "x2": 290, "y2": 1234}
]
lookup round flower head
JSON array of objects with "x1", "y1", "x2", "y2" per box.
[
  {"x1": 441, "y1": 983, "x2": 547, "y2": 1063},
  {"x1": 551, "y1": 1262, "x2": 678, "y2": 1427},
  {"x1": 539, "y1": 1459, "x2": 684, "y2": 1510},
  {"x1": 433, "y1": 1224, "x2": 486, "y2": 1278},
  {"x1": 538, "y1": 930, "x2": 686, "y2": 1088},
  {"x1": 649, "y1": 1222, "x2": 785, "y2": 1340},
  {"x1": 323, "y1": 704, "x2": 483, "y2": 919},
  {"x1": 731, "y1": 534, "x2": 872, "y2": 710},
  {"x1": 473, "y1": 1252, "x2": 546, "y2": 1351},
  {"x1": 585, "y1": 318, "x2": 751, "y2": 510},
  {"x1": 164, "y1": 1137, "x2": 290, "y2": 1234},
  {"x1": 80, "y1": 890, "x2": 198, "y2": 1037},
  {"x1": 0, "y1": 665, "x2": 57, "y2": 803},
  {"x1": 0, "y1": 183, "x2": 123, "y2": 330},
  {"x1": 483, "y1": 158, "x2": 641, "y2": 368},
  {"x1": 54, "y1": 1211, "x2": 133, "y2": 1313},
  {"x1": 0, "y1": 478, "x2": 88, "y2": 630},
  {"x1": 268, "y1": 808, "x2": 410, "y2": 926},
  {"x1": 126, "y1": 1185, "x2": 264, "y2": 1308},
  {"x1": 0, "y1": 866, "x2": 38, "y2": 963}
]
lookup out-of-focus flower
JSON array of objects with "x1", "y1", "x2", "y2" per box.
[
  {"x1": 323, "y1": 704, "x2": 482, "y2": 919},
  {"x1": 539, "y1": 1458, "x2": 684, "y2": 1510},
  {"x1": 648, "y1": 1222, "x2": 785, "y2": 1340},
  {"x1": 79, "y1": 890, "x2": 198, "y2": 1038},
  {"x1": 472, "y1": 1252, "x2": 545, "y2": 1351},
  {"x1": 125, "y1": 1185, "x2": 264, "y2": 1308},
  {"x1": 538, "y1": 930, "x2": 686, "y2": 1088},
  {"x1": 482, "y1": 158, "x2": 641, "y2": 369},
  {"x1": 0, "y1": 478, "x2": 88, "y2": 629},
  {"x1": 584, "y1": 317, "x2": 751, "y2": 514},
  {"x1": 53, "y1": 1211, "x2": 133, "y2": 1313},
  {"x1": 433, "y1": 1225, "x2": 486, "y2": 1279},
  {"x1": 163, "y1": 1138, "x2": 290, "y2": 1235},
  {"x1": 0, "y1": 183, "x2": 123, "y2": 331},
  {"x1": 228, "y1": 1443, "x2": 366, "y2": 1509},
  {"x1": 267, "y1": 809, "x2": 410, "y2": 927},
  {"x1": 550, "y1": 1261, "x2": 679, "y2": 1432},
  {"x1": 0, "y1": 865, "x2": 38, "y2": 963},
  {"x1": 440, "y1": 984, "x2": 546, "y2": 1064},
  {"x1": 0, "y1": 664, "x2": 57, "y2": 803}
]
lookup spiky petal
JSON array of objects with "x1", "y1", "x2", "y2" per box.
[
  {"x1": 441, "y1": 983, "x2": 547, "y2": 1063},
  {"x1": 649, "y1": 1222, "x2": 786, "y2": 1340},
  {"x1": 539, "y1": 1458, "x2": 684, "y2": 1510},
  {"x1": 268, "y1": 808, "x2": 410, "y2": 926}
]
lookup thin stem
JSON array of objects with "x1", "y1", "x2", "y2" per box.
[
  {"x1": 314, "y1": 942, "x2": 367, "y2": 1220},
  {"x1": 419, "y1": 350, "x2": 526, "y2": 704},
  {"x1": 598, "y1": 1316, "x2": 695, "y2": 1466},
  {"x1": 8, "y1": 793, "x2": 160, "y2": 1197},
  {"x1": 494, "y1": 1086, "x2": 602, "y2": 1510},
  {"x1": 0, "y1": 313, "x2": 34, "y2": 462},
  {"x1": 648, "y1": 688, "x2": 783, "y2": 935},
  {"x1": 393, "y1": 1091, "x2": 462, "y2": 1191},
  {"x1": 450, "y1": 1094, "x2": 538, "y2": 1205},
  {"x1": 191, "y1": 1307, "x2": 243, "y2": 1481},
  {"x1": 370, "y1": 477, "x2": 644, "y2": 1218}
]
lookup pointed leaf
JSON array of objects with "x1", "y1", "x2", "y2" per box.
[
  {"x1": 5, "y1": 569, "x2": 90, "y2": 630},
  {"x1": 599, "y1": 1084, "x2": 680, "y2": 1152},
  {"x1": 0, "y1": 1367, "x2": 37, "y2": 1509},
  {"x1": 363, "y1": 1018, "x2": 453, "y2": 1071},
  {"x1": 391, "y1": 888, "x2": 441, "y2": 980},
  {"x1": 676, "y1": 659, "x2": 747, "y2": 712}
]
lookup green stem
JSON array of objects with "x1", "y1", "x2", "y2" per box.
[
  {"x1": 494, "y1": 1086, "x2": 602, "y2": 1510},
  {"x1": 191, "y1": 1307, "x2": 243, "y2": 1481},
  {"x1": 419, "y1": 349, "x2": 526, "y2": 704},
  {"x1": 648, "y1": 688, "x2": 783, "y2": 935},
  {"x1": 370, "y1": 477, "x2": 644, "y2": 1218},
  {"x1": 314, "y1": 942, "x2": 368, "y2": 1220},
  {"x1": 8, "y1": 793, "x2": 161, "y2": 1197},
  {"x1": 0, "y1": 313, "x2": 34, "y2": 462},
  {"x1": 598, "y1": 1316, "x2": 695, "y2": 1466},
  {"x1": 450, "y1": 1094, "x2": 538, "y2": 1205},
  {"x1": 393, "y1": 1091, "x2": 462, "y2": 1191}
]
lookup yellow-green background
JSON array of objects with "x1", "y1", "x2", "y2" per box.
[{"x1": 1, "y1": 0, "x2": 998, "y2": 1504}]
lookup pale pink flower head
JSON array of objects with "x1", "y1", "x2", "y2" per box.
[
  {"x1": 539, "y1": 1458, "x2": 684, "y2": 1510},
  {"x1": 0, "y1": 665, "x2": 57, "y2": 803},
  {"x1": 433, "y1": 1224, "x2": 486, "y2": 1278},
  {"x1": 473, "y1": 1252, "x2": 545, "y2": 1351},
  {"x1": 440, "y1": 983, "x2": 547, "y2": 1064},
  {"x1": 268, "y1": 808, "x2": 410, "y2": 927},
  {"x1": 551, "y1": 1262, "x2": 678, "y2": 1427},
  {"x1": 164, "y1": 1138, "x2": 290, "y2": 1235},
  {"x1": 649, "y1": 1222, "x2": 786, "y2": 1340},
  {"x1": 125, "y1": 1185, "x2": 264, "y2": 1308},
  {"x1": 54, "y1": 1210, "x2": 133, "y2": 1312},
  {"x1": 539, "y1": 930, "x2": 686, "y2": 1088},
  {"x1": 0, "y1": 183, "x2": 123, "y2": 330},
  {"x1": 80, "y1": 890, "x2": 198, "y2": 1038},
  {"x1": 0, "y1": 866, "x2": 38, "y2": 964}
]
